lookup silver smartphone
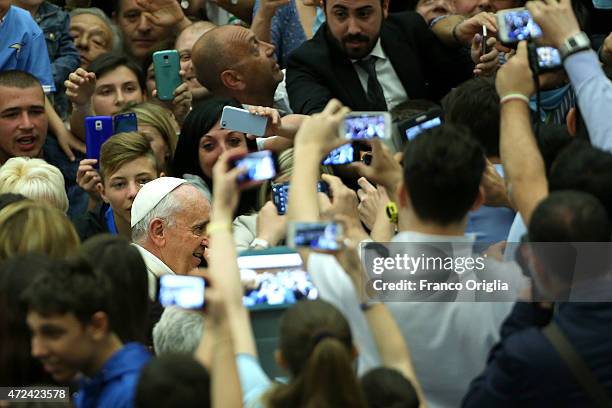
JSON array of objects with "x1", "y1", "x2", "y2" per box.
[
  {"x1": 287, "y1": 222, "x2": 344, "y2": 252},
  {"x1": 341, "y1": 111, "x2": 392, "y2": 140},
  {"x1": 496, "y1": 8, "x2": 542, "y2": 43},
  {"x1": 220, "y1": 106, "x2": 268, "y2": 137}
]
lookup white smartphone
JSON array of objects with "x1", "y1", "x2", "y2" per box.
[
  {"x1": 341, "y1": 112, "x2": 392, "y2": 140},
  {"x1": 287, "y1": 222, "x2": 344, "y2": 252},
  {"x1": 496, "y1": 8, "x2": 542, "y2": 43},
  {"x1": 220, "y1": 106, "x2": 268, "y2": 137}
]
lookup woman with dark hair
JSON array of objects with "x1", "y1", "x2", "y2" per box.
[{"x1": 171, "y1": 96, "x2": 261, "y2": 217}]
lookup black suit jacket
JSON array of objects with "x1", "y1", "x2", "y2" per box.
[{"x1": 287, "y1": 12, "x2": 475, "y2": 115}]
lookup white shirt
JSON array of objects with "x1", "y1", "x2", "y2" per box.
[
  {"x1": 133, "y1": 243, "x2": 176, "y2": 300},
  {"x1": 308, "y1": 231, "x2": 524, "y2": 408},
  {"x1": 352, "y1": 39, "x2": 408, "y2": 111}
]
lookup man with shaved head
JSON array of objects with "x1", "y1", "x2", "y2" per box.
[{"x1": 191, "y1": 25, "x2": 288, "y2": 111}]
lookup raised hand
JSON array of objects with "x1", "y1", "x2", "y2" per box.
[{"x1": 65, "y1": 68, "x2": 96, "y2": 107}]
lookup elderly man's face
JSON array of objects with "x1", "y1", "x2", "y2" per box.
[
  {"x1": 115, "y1": 0, "x2": 169, "y2": 61},
  {"x1": 0, "y1": 85, "x2": 47, "y2": 165},
  {"x1": 70, "y1": 13, "x2": 114, "y2": 69},
  {"x1": 159, "y1": 185, "x2": 211, "y2": 275},
  {"x1": 325, "y1": 0, "x2": 388, "y2": 60},
  {"x1": 175, "y1": 24, "x2": 216, "y2": 92}
]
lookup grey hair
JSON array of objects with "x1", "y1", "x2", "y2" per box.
[
  {"x1": 153, "y1": 306, "x2": 205, "y2": 355},
  {"x1": 131, "y1": 188, "x2": 184, "y2": 243},
  {"x1": 70, "y1": 8, "x2": 123, "y2": 53}
]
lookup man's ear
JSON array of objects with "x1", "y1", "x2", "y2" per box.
[
  {"x1": 470, "y1": 185, "x2": 485, "y2": 212},
  {"x1": 87, "y1": 311, "x2": 110, "y2": 341},
  {"x1": 149, "y1": 218, "x2": 166, "y2": 247},
  {"x1": 382, "y1": 0, "x2": 390, "y2": 18},
  {"x1": 566, "y1": 107, "x2": 577, "y2": 136},
  {"x1": 98, "y1": 183, "x2": 110, "y2": 204},
  {"x1": 220, "y1": 69, "x2": 245, "y2": 91}
]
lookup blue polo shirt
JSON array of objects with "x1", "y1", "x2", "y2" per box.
[{"x1": 0, "y1": 5, "x2": 55, "y2": 93}]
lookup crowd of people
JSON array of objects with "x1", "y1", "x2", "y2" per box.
[{"x1": 1, "y1": 0, "x2": 612, "y2": 406}]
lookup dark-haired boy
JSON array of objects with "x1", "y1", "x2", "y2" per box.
[{"x1": 24, "y1": 259, "x2": 151, "y2": 408}]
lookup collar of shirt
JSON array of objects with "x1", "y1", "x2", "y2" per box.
[
  {"x1": 132, "y1": 243, "x2": 176, "y2": 277},
  {"x1": 351, "y1": 38, "x2": 387, "y2": 64}
]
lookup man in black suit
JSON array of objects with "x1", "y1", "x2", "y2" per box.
[{"x1": 287, "y1": 0, "x2": 497, "y2": 114}]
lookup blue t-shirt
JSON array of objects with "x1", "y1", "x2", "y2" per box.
[
  {"x1": 0, "y1": 5, "x2": 55, "y2": 92},
  {"x1": 75, "y1": 343, "x2": 151, "y2": 408}
]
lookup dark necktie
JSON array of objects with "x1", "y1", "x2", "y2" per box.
[{"x1": 356, "y1": 56, "x2": 388, "y2": 111}]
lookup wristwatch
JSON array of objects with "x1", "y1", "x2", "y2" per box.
[
  {"x1": 249, "y1": 238, "x2": 270, "y2": 249},
  {"x1": 559, "y1": 32, "x2": 591, "y2": 61}
]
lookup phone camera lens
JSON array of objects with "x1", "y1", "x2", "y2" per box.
[{"x1": 221, "y1": 121, "x2": 226, "y2": 127}]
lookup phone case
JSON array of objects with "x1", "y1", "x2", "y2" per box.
[
  {"x1": 113, "y1": 112, "x2": 138, "y2": 134},
  {"x1": 85, "y1": 116, "x2": 114, "y2": 161},
  {"x1": 220, "y1": 106, "x2": 268, "y2": 137},
  {"x1": 153, "y1": 50, "x2": 182, "y2": 101}
]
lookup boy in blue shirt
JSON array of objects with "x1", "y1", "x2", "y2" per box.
[{"x1": 23, "y1": 257, "x2": 151, "y2": 408}]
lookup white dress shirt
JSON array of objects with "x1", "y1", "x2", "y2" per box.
[{"x1": 352, "y1": 38, "x2": 408, "y2": 111}]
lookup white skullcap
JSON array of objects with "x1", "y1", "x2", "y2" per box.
[{"x1": 131, "y1": 177, "x2": 186, "y2": 227}]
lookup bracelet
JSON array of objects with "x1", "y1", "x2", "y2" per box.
[
  {"x1": 499, "y1": 93, "x2": 530, "y2": 105},
  {"x1": 206, "y1": 222, "x2": 232, "y2": 235}
]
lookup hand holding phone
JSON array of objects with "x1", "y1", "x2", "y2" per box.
[
  {"x1": 221, "y1": 106, "x2": 269, "y2": 137},
  {"x1": 153, "y1": 50, "x2": 182, "y2": 101}
]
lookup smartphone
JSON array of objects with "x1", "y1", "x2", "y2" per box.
[
  {"x1": 113, "y1": 112, "x2": 138, "y2": 134},
  {"x1": 536, "y1": 47, "x2": 562, "y2": 71},
  {"x1": 272, "y1": 181, "x2": 330, "y2": 215},
  {"x1": 481, "y1": 25, "x2": 488, "y2": 56},
  {"x1": 158, "y1": 275, "x2": 205, "y2": 309},
  {"x1": 232, "y1": 150, "x2": 277, "y2": 184},
  {"x1": 153, "y1": 50, "x2": 182, "y2": 101},
  {"x1": 238, "y1": 248, "x2": 318, "y2": 310},
  {"x1": 342, "y1": 112, "x2": 392, "y2": 140},
  {"x1": 398, "y1": 109, "x2": 443, "y2": 141},
  {"x1": 220, "y1": 106, "x2": 268, "y2": 137},
  {"x1": 85, "y1": 116, "x2": 113, "y2": 161},
  {"x1": 287, "y1": 222, "x2": 344, "y2": 252},
  {"x1": 322, "y1": 143, "x2": 356, "y2": 165},
  {"x1": 496, "y1": 8, "x2": 542, "y2": 43}
]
